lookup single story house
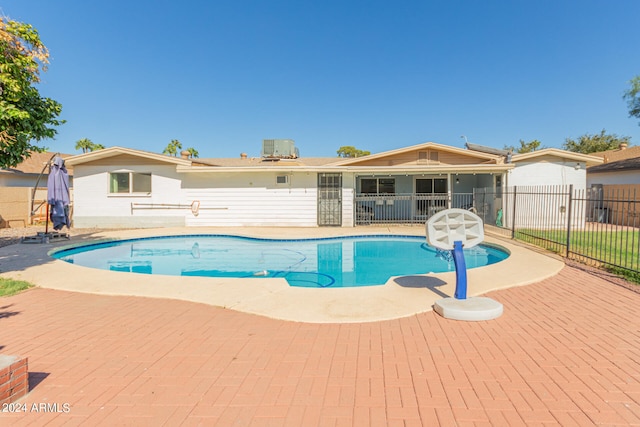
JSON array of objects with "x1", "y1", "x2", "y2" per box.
[
  {"x1": 0, "y1": 151, "x2": 73, "y2": 188},
  {"x1": 587, "y1": 144, "x2": 640, "y2": 186},
  {"x1": 586, "y1": 144, "x2": 639, "y2": 226},
  {"x1": 65, "y1": 141, "x2": 603, "y2": 228},
  {"x1": 0, "y1": 151, "x2": 73, "y2": 227}
]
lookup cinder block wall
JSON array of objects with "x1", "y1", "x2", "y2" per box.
[{"x1": 0, "y1": 187, "x2": 31, "y2": 228}]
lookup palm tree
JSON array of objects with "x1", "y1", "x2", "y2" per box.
[
  {"x1": 163, "y1": 139, "x2": 182, "y2": 156},
  {"x1": 75, "y1": 138, "x2": 94, "y2": 153},
  {"x1": 186, "y1": 147, "x2": 199, "y2": 158}
]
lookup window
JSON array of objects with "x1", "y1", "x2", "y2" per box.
[
  {"x1": 276, "y1": 175, "x2": 289, "y2": 184},
  {"x1": 360, "y1": 178, "x2": 395, "y2": 194},
  {"x1": 109, "y1": 172, "x2": 151, "y2": 194}
]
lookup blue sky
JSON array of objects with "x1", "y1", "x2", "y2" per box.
[{"x1": 3, "y1": 0, "x2": 639, "y2": 158}]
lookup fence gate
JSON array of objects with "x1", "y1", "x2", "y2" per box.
[{"x1": 317, "y1": 173, "x2": 342, "y2": 226}]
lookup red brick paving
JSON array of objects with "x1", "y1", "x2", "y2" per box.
[{"x1": 1, "y1": 265, "x2": 640, "y2": 426}]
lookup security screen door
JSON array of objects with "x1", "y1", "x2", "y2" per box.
[{"x1": 317, "y1": 173, "x2": 342, "y2": 226}]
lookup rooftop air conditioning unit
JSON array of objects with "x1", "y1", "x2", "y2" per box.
[{"x1": 262, "y1": 139, "x2": 299, "y2": 159}]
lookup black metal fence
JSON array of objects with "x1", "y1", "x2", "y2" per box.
[
  {"x1": 499, "y1": 185, "x2": 639, "y2": 275},
  {"x1": 354, "y1": 185, "x2": 640, "y2": 274}
]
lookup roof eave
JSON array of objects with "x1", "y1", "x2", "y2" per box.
[
  {"x1": 511, "y1": 149, "x2": 604, "y2": 167},
  {"x1": 333, "y1": 141, "x2": 501, "y2": 166},
  {"x1": 176, "y1": 164, "x2": 515, "y2": 174},
  {"x1": 66, "y1": 146, "x2": 192, "y2": 167}
]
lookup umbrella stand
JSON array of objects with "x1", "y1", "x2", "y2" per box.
[
  {"x1": 45, "y1": 202, "x2": 49, "y2": 234},
  {"x1": 22, "y1": 205, "x2": 70, "y2": 243}
]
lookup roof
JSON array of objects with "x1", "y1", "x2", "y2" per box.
[
  {"x1": 511, "y1": 148, "x2": 604, "y2": 167},
  {"x1": 65, "y1": 146, "x2": 192, "y2": 167},
  {"x1": 0, "y1": 151, "x2": 74, "y2": 176},
  {"x1": 66, "y1": 143, "x2": 606, "y2": 174},
  {"x1": 590, "y1": 145, "x2": 640, "y2": 163},
  {"x1": 194, "y1": 157, "x2": 341, "y2": 167},
  {"x1": 332, "y1": 141, "x2": 502, "y2": 166},
  {"x1": 587, "y1": 156, "x2": 640, "y2": 174},
  {"x1": 465, "y1": 142, "x2": 510, "y2": 156}
]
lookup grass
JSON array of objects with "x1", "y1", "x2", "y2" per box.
[
  {"x1": 606, "y1": 266, "x2": 640, "y2": 285},
  {"x1": 514, "y1": 228, "x2": 640, "y2": 284},
  {"x1": 0, "y1": 277, "x2": 34, "y2": 297}
]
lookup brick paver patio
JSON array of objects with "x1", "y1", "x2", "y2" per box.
[{"x1": 1, "y1": 264, "x2": 639, "y2": 426}]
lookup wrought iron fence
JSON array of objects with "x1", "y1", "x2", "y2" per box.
[{"x1": 354, "y1": 185, "x2": 640, "y2": 274}]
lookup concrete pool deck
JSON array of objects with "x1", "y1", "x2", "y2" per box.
[{"x1": 0, "y1": 226, "x2": 564, "y2": 323}]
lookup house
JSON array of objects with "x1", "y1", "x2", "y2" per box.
[
  {"x1": 587, "y1": 143, "x2": 640, "y2": 186},
  {"x1": 64, "y1": 141, "x2": 603, "y2": 229},
  {"x1": 0, "y1": 151, "x2": 73, "y2": 188},
  {"x1": 586, "y1": 143, "x2": 639, "y2": 226},
  {"x1": 0, "y1": 151, "x2": 73, "y2": 228}
]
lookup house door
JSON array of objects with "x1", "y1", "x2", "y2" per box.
[{"x1": 318, "y1": 173, "x2": 342, "y2": 226}]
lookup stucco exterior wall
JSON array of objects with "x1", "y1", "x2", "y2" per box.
[
  {"x1": 72, "y1": 164, "x2": 186, "y2": 228},
  {"x1": 508, "y1": 160, "x2": 587, "y2": 189},
  {"x1": 587, "y1": 170, "x2": 640, "y2": 186}
]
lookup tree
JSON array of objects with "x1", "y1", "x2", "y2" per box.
[
  {"x1": 162, "y1": 139, "x2": 182, "y2": 156},
  {"x1": 623, "y1": 75, "x2": 640, "y2": 125},
  {"x1": 76, "y1": 138, "x2": 93, "y2": 153},
  {"x1": 75, "y1": 138, "x2": 104, "y2": 153},
  {"x1": 0, "y1": 17, "x2": 64, "y2": 168},
  {"x1": 504, "y1": 139, "x2": 542, "y2": 154},
  {"x1": 186, "y1": 147, "x2": 199, "y2": 158},
  {"x1": 563, "y1": 129, "x2": 631, "y2": 154},
  {"x1": 337, "y1": 146, "x2": 370, "y2": 158}
]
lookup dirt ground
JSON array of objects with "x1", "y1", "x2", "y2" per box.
[{"x1": 0, "y1": 225, "x2": 115, "y2": 248}]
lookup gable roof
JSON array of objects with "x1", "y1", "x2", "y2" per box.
[
  {"x1": 65, "y1": 146, "x2": 192, "y2": 167},
  {"x1": 0, "y1": 151, "x2": 74, "y2": 176},
  {"x1": 588, "y1": 156, "x2": 640, "y2": 174},
  {"x1": 590, "y1": 145, "x2": 640, "y2": 163},
  {"x1": 511, "y1": 148, "x2": 603, "y2": 167},
  {"x1": 332, "y1": 142, "x2": 502, "y2": 166}
]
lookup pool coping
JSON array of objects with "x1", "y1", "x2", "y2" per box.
[{"x1": 0, "y1": 226, "x2": 564, "y2": 323}]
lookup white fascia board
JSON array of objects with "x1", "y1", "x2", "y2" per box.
[{"x1": 176, "y1": 164, "x2": 514, "y2": 174}]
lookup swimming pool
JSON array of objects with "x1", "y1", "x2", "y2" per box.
[{"x1": 52, "y1": 235, "x2": 509, "y2": 288}]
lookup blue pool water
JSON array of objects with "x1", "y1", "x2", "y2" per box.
[{"x1": 51, "y1": 235, "x2": 509, "y2": 288}]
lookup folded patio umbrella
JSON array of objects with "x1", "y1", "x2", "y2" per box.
[{"x1": 47, "y1": 156, "x2": 70, "y2": 230}]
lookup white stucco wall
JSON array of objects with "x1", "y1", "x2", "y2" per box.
[
  {"x1": 503, "y1": 160, "x2": 588, "y2": 229},
  {"x1": 72, "y1": 164, "x2": 186, "y2": 228},
  {"x1": 587, "y1": 170, "x2": 640, "y2": 186},
  {"x1": 508, "y1": 160, "x2": 587, "y2": 189}
]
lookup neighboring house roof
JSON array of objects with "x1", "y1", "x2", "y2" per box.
[
  {"x1": 65, "y1": 146, "x2": 192, "y2": 167},
  {"x1": 511, "y1": 148, "x2": 603, "y2": 167},
  {"x1": 587, "y1": 156, "x2": 640, "y2": 174},
  {"x1": 0, "y1": 151, "x2": 73, "y2": 176},
  {"x1": 590, "y1": 145, "x2": 640, "y2": 163}
]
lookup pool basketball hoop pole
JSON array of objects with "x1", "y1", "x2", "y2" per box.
[{"x1": 426, "y1": 209, "x2": 503, "y2": 321}]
